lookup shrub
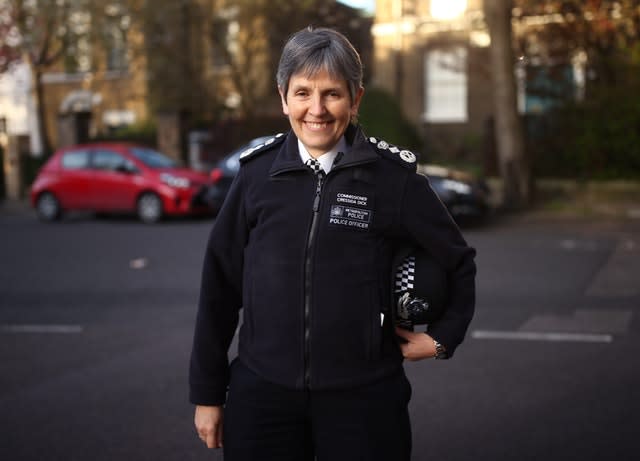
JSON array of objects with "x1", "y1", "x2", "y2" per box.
[
  {"x1": 21, "y1": 154, "x2": 47, "y2": 189},
  {"x1": 93, "y1": 119, "x2": 157, "y2": 147},
  {"x1": 530, "y1": 63, "x2": 640, "y2": 180},
  {"x1": 358, "y1": 87, "x2": 422, "y2": 152}
]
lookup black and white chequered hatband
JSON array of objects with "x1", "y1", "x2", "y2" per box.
[{"x1": 395, "y1": 256, "x2": 416, "y2": 292}]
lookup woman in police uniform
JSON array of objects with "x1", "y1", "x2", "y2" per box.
[{"x1": 190, "y1": 26, "x2": 476, "y2": 461}]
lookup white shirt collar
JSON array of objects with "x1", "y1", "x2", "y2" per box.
[{"x1": 298, "y1": 137, "x2": 348, "y2": 174}]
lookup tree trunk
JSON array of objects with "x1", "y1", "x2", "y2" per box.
[
  {"x1": 33, "y1": 66, "x2": 52, "y2": 157},
  {"x1": 484, "y1": 0, "x2": 531, "y2": 210}
]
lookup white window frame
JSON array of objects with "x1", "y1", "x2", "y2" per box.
[{"x1": 423, "y1": 46, "x2": 468, "y2": 123}]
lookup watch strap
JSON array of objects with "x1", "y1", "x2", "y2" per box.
[{"x1": 433, "y1": 340, "x2": 447, "y2": 360}]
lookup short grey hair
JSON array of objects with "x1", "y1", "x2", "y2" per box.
[{"x1": 276, "y1": 26, "x2": 363, "y2": 103}]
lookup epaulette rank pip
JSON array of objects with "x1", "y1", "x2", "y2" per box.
[
  {"x1": 368, "y1": 137, "x2": 418, "y2": 169},
  {"x1": 239, "y1": 133, "x2": 286, "y2": 164}
]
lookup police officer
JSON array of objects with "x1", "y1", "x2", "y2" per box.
[{"x1": 190, "y1": 26, "x2": 476, "y2": 461}]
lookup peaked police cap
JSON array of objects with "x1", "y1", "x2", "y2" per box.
[{"x1": 394, "y1": 249, "x2": 448, "y2": 329}]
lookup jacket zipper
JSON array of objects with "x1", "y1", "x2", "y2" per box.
[{"x1": 303, "y1": 171, "x2": 324, "y2": 388}]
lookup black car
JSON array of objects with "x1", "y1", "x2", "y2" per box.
[
  {"x1": 206, "y1": 137, "x2": 490, "y2": 222},
  {"x1": 419, "y1": 164, "x2": 490, "y2": 223},
  {"x1": 204, "y1": 136, "x2": 273, "y2": 213}
]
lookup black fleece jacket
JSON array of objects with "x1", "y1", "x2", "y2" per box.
[{"x1": 189, "y1": 125, "x2": 476, "y2": 406}]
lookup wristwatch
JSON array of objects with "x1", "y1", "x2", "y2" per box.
[{"x1": 433, "y1": 339, "x2": 447, "y2": 360}]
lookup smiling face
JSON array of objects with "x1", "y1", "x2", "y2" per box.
[{"x1": 279, "y1": 68, "x2": 364, "y2": 158}]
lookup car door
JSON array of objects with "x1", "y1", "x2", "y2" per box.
[
  {"x1": 89, "y1": 149, "x2": 141, "y2": 211},
  {"x1": 56, "y1": 149, "x2": 92, "y2": 209}
]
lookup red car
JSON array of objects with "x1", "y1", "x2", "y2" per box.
[{"x1": 30, "y1": 142, "x2": 212, "y2": 223}]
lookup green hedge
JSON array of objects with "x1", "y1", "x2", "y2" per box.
[
  {"x1": 529, "y1": 66, "x2": 640, "y2": 180},
  {"x1": 358, "y1": 87, "x2": 422, "y2": 152},
  {"x1": 92, "y1": 119, "x2": 158, "y2": 147},
  {"x1": 21, "y1": 154, "x2": 47, "y2": 190}
]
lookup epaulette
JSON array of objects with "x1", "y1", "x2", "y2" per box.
[
  {"x1": 238, "y1": 133, "x2": 286, "y2": 164},
  {"x1": 367, "y1": 136, "x2": 418, "y2": 170}
]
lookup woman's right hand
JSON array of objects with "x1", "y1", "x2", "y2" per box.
[{"x1": 194, "y1": 405, "x2": 224, "y2": 448}]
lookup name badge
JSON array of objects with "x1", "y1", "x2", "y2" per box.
[{"x1": 328, "y1": 192, "x2": 373, "y2": 231}]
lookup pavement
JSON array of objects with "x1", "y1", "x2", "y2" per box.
[
  {"x1": 0, "y1": 198, "x2": 32, "y2": 216},
  {"x1": 486, "y1": 178, "x2": 640, "y2": 223}
]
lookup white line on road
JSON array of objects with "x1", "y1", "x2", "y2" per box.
[
  {"x1": 0, "y1": 324, "x2": 84, "y2": 334},
  {"x1": 472, "y1": 330, "x2": 613, "y2": 343}
]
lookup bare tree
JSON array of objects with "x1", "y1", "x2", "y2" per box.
[
  {"x1": 515, "y1": 0, "x2": 640, "y2": 91},
  {"x1": 0, "y1": 0, "x2": 88, "y2": 155},
  {"x1": 484, "y1": 0, "x2": 531, "y2": 210},
  {"x1": 0, "y1": 0, "x2": 21, "y2": 72},
  {"x1": 512, "y1": 0, "x2": 640, "y2": 179},
  {"x1": 207, "y1": 0, "x2": 370, "y2": 120},
  {"x1": 0, "y1": 0, "x2": 134, "y2": 155}
]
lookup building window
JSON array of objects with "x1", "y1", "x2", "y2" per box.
[
  {"x1": 104, "y1": 5, "x2": 130, "y2": 71},
  {"x1": 105, "y1": 25, "x2": 128, "y2": 71},
  {"x1": 424, "y1": 47, "x2": 468, "y2": 123},
  {"x1": 430, "y1": 0, "x2": 467, "y2": 20},
  {"x1": 211, "y1": 7, "x2": 239, "y2": 70},
  {"x1": 63, "y1": 10, "x2": 92, "y2": 73},
  {"x1": 64, "y1": 35, "x2": 92, "y2": 74}
]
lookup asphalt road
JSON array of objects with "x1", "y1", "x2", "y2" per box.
[{"x1": 1, "y1": 208, "x2": 638, "y2": 461}]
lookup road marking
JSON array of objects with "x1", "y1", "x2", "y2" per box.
[
  {"x1": 521, "y1": 309, "x2": 631, "y2": 334},
  {"x1": 0, "y1": 324, "x2": 84, "y2": 334},
  {"x1": 471, "y1": 330, "x2": 613, "y2": 343},
  {"x1": 559, "y1": 239, "x2": 600, "y2": 251}
]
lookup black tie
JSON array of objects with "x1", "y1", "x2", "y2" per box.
[{"x1": 305, "y1": 158, "x2": 325, "y2": 177}]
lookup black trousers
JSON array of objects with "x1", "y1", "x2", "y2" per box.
[{"x1": 223, "y1": 359, "x2": 412, "y2": 461}]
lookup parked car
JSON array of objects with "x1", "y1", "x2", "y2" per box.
[
  {"x1": 206, "y1": 137, "x2": 490, "y2": 223},
  {"x1": 30, "y1": 142, "x2": 212, "y2": 223},
  {"x1": 419, "y1": 164, "x2": 490, "y2": 223},
  {"x1": 204, "y1": 136, "x2": 273, "y2": 213}
]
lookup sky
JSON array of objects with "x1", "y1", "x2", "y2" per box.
[{"x1": 338, "y1": 0, "x2": 376, "y2": 14}]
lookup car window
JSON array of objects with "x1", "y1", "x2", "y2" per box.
[
  {"x1": 92, "y1": 150, "x2": 128, "y2": 172},
  {"x1": 61, "y1": 150, "x2": 90, "y2": 170},
  {"x1": 130, "y1": 147, "x2": 178, "y2": 169}
]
